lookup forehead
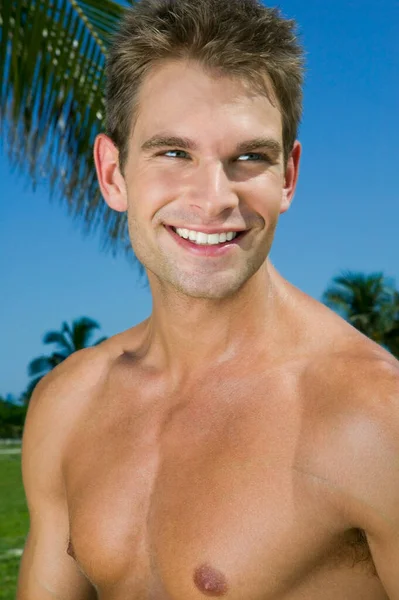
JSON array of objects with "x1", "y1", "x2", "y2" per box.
[{"x1": 133, "y1": 60, "x2": 282, "y2": 146}]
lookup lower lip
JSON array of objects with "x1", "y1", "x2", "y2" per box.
[{"x1": 165, "y1": 226, "x2": 246, "y2": 257}]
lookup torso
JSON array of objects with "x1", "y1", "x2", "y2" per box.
[{"x1": 61, "y1": 320, "x2": 393, "y2": 600}]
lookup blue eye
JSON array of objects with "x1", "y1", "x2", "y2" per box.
[
  {"x1": 162, "y1": 150, "x2": 188, "y2": 158},
  {"x1": 159, "y1": 150, "x2": 270, "y2": 162},
  {"x1": 237, "y1": 153, "x2": 268, "y2": 161}
]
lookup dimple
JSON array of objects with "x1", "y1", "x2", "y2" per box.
[{"x1": 193, "y1": 563, "x2": 228, "y2": 596}]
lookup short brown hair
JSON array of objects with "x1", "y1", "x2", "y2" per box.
[{"x1": 106, "y1": 0, "x2": 305, "y2": 173}]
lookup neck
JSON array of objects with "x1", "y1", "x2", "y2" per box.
[{"x1": 141, "y1": 260, "x2": 291, "y2": 381}]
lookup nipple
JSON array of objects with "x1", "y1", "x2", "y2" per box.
[{"x1": 193, "y1": 563, "x2": 228, "y2": 596}]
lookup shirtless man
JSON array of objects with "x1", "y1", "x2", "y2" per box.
[{"x1": 17, "y1": 0, "x2": 399, "y2": 598}]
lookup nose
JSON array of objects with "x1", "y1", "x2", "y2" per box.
[{"x1": 186, "y1": 161, "x2": 239, "y2": 218}]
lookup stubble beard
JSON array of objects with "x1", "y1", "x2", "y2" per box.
[{"x1": 128, "y1": 216, "x2": 275, "y2": 301}]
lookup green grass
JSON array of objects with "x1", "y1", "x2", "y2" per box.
[
  {"x1": 0, "y1": 448, "x2": 29, "y2": 600},
  {"x1": 0, "y1": 441, "x2": 21, "y2": 450}
]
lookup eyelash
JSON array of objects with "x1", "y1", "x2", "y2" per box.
[{"x1": 158, "y1": 150, "x2": 270, "y2": 162}]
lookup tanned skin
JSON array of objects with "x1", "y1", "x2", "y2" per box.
[{"x1": 17, "y1": 59, "x2": 399, "y2": 600}]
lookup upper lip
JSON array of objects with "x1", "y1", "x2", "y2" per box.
[{"x1": 166, "y1": 225, "x2": 247, "y2": 233}]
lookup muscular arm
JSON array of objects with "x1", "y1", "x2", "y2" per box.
[
  {"x1": 311, "y1": 352, "x2": 399, "y2": 599},
  {"x1": 17, "y1": 351, "x2": 101, "y2": 599},
  {"x1": 366, "y1": 456, "x2": 399, "y2": 599},
  {"x1": 360, "y1": 362, "x2": 399, "y2": 600}
]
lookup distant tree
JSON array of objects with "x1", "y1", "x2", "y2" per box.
[
  {"x1": 24, "y1": 317, "x2": 107, "y2": 403},
  {"x1": 383, "y1": 291, "x2": 399, "y2": 357},
  {"x1": 323, "y1": 271, "x2": 399, "y2": 357},
  {"x1": 0, "y1": 397, "x2": 27, "y2": 438}
]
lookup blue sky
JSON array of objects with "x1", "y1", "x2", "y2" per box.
[{"x1": 1, "y1": 0, "x2": 398, "y2": 399}]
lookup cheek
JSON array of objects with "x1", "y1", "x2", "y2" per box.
[
  {"x1": 128, "y1": 166, "x2": 181, "y2": 221},
  {"x1": 247, "y1": 177, "x2": 283, "y2": 222}
]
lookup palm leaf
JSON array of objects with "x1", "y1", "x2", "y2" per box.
[
  {"x1": 383, "y1": 314, "x2": 399, "y2": 358},
  {"x1": 70, "y1": 316, "x2": 100, "y2": 349},
  {"x1": 323, "y1": 271, "x2": 398, "y2": 345},
  {"x1": 43, "y1": 328, "x2": 74, "y2": 354},
  {"x1": 28, "y1": 355, "x2": 55, "y2": 377},
  {"x1": 27, "y1": 352, "x2": 66, "y2": 376},
  {"x1": 0, "y1": 0, "x2": 132, "y2": 256}
]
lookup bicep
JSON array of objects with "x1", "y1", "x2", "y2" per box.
[
  {"x1": 17, "y1": 379, "x2": 97, "y2": 600},
  {"x1": 17, "y1": 527, "x2": 97, "y2": 600}
]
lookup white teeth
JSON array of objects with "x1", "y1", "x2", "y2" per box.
[
  {"x1": 207, "y1": 233, "x2": 220, "y2": 245},
  {"x1": 174, "y1": 228, "x2": 238, "y2": 245},
  {"x1": 196, "y1": 232, "x2": 208, "y2": 245}
]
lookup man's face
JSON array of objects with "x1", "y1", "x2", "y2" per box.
[{"x1": 117, "y1": 60, "x2": 299, "y2": 299}]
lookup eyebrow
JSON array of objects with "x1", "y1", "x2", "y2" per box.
[{"x1": 140, "y1": 134, "x2": 282, "y2": 157}]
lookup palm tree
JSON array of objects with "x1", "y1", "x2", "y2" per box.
[
  {"x1": 323, "y1": 271, "x2": 399, "y2": 357},
  {"x1": 383, "y1": 290, "x2": 399, "y2": 357},
  {"x1": 0, "y1": 0, "x2": 131, "y2": 256},
  {"x1": 24, "y1": 316, "x2": 107, "y2": 402}
]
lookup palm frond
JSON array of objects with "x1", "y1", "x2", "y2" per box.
[
  {"x1": 0, "y1": 0, "x2": 132, "y2": 256},
  {"x1": 42, "y1": 329, "x2": 74, "y2": 354},
  {"x1": 323, "y1": 270, "x2": 399, "y2": 344},
  {"x1": 322, "y1": 288, "x2": 353, "y2": 313},
  {"x1": 27, "y1": 355, "x2": 52, "y2": 377},
  {"x1": 27, "y1": 353, "x2": 64, "y2": 376},
  {"x1": 71, "y1": 316, "x2": 100, "y2": 348}
]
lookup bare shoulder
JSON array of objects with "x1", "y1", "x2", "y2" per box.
[
  {"x1": 25, "y1": 346, "x2": 109, "y2": 434},
  {"x1": 303, "y1": 330, "x2": 399, "y2": 420},
  {"x1": 305, "y1": 334, "x2": 399, "y2": 597},
  {"x1": 299, "y1": 332, "x2": 399, "y2": 531},
  {"x1": 279, "y1": 277, "x2": 399, "y2": 600},
  {"x1": 23, "y1": 322, "x2": 148, "y2": 457},
  {"x1": 22, "y1": 348, "x2": 107, "y2": 488}
]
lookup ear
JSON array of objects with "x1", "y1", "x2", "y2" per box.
[
  {"x1": 93, "y1": 133, "x2": 128, "y2": 212},
  {"x1": 280, "y1": 140, "x2": 301, "y2": 214}
]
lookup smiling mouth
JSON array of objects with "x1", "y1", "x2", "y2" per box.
[{"x1": 169, "y1": 226, "x2": 246, "y2": 246}]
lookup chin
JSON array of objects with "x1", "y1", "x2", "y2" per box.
[
  {"x1": 144, "y1": 245, "x2": 269, "y2": 300},
  {"x1": 166, "y1": 267, "x2": 258, "y2": 300},
  {"x1": 174, "y1": 284, "x2": 239, "y2": 300}
]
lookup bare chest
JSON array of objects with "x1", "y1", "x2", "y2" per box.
[{"x1": 64, "y1": 378, "x2": 378, "y2": 599}]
